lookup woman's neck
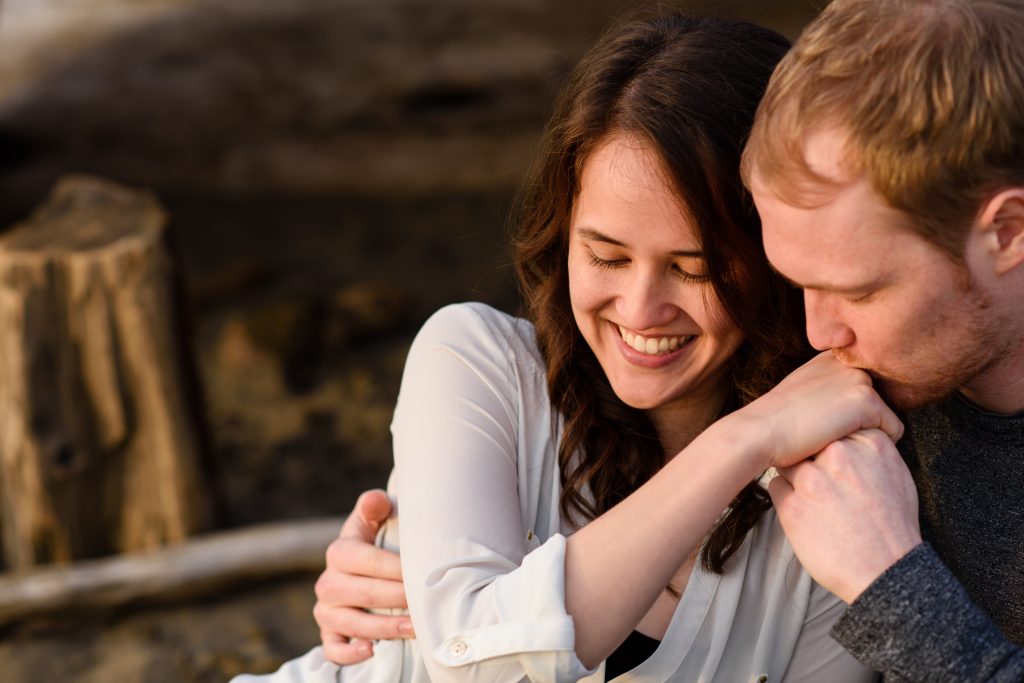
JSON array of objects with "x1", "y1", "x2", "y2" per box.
[{"x1": 648, "y1": 382, "x2": 731, "y2": 459}]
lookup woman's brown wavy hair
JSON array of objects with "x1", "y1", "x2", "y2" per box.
[{"x1": 512, "y1": 12, "x2": 812, "y2": 572}]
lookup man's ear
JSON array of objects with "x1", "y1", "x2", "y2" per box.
[{"x1": 977, "y1": 189, "x2": 1024, "y2": 275}]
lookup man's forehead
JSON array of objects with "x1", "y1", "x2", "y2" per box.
[{"x1": 756, "y1": 177, "x2": 903, "y2": 291}]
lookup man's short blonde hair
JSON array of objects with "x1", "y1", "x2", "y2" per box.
[{"x1": 743, "y1": 0, "x2": 1024, "y2": 257}]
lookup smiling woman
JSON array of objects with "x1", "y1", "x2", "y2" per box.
[
  {"x1": 236, "y1": 9, "x2": 897, "y2": 683},
  {"x1": 567, "y1": 134, "x2": 743, "y2": 427}
]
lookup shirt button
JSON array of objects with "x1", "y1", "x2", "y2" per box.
[
  {"x1": 450, "y1": 640, "x2": 468, "y2": 657},
  {"x1": 757, "y1": 675, "x2": 768, "y2": 683}
]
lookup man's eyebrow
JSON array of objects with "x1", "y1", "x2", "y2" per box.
[
  {"x1": 767, "y1": 263, "x2": 874, "y2": 294},
  {"x1": 574, "y1": 226, "x2": 703, "y2": 257},
  {"x1": 768, "y1": 263, "x2": 806, "y2": 290}
]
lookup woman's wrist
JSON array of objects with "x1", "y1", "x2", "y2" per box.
[{"x1": 698, "y1": 411, "x2": 774, "y2": 479}]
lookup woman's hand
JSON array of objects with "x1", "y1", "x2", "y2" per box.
[
  {"x1": 313, "y1": 489, "x2": 414, "y2": 665},
  {"x1": 730, "y1": 351, "x2": 904, "y2": 470}
]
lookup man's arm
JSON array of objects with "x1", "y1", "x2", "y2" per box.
[
  {"x1": 769, "y1": 431, "x2": 1024, "y2": 681},
  {"x1": 832, "y1": 543, "x2": 1024, "y2": 682},
  {"x1": 313, "y1": 489, "x2": 413, "y2": 665}
]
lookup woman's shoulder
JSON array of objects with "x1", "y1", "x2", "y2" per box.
[
  {"x1": 421, "y1": 301, "x2": 531, "y2": 334},
  {"x1": 414, "y1": 302, "x2": 543, "y2": 368}
]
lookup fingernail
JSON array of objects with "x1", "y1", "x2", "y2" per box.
[
  {"x1": 357, "y1": 642, "x2": 373, "y2": 656},
  {"x1": 398, "y1": 620, "x2": 415, "y2": 636}
]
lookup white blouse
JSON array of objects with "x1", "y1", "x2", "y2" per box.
[{"x1": 233, "y1": 302, "x2": 876, "y2": 683}]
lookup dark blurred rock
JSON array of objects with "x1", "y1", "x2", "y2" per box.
[
  {"x1": 210, "y1": 280, "x2": 413, "y2": 394},
  {"x1": 187, "y1": 258, "x2": 274, "y2": 310},
  {"x1": 327, "y1": 281, "x2": 415, "y2": 346}
]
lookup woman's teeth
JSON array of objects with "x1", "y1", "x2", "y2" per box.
[{"x1": 617, "y1": 325, "x2": 691, "y2": 355}]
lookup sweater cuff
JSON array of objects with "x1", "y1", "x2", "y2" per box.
[{"x1": 831, "y1": 542, "x2": 1015, "y2": 680}]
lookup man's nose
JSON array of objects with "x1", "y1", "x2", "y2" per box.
[{"x1": 803, "y1": 289, "x2": 855, "y2": 350}]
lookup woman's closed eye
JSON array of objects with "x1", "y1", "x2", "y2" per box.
[
  {"x1": 587, "y1": 249, "x2": 709, "y2": 281},
  {"x1": 587, "y1": 251, "x2": 629, "y2": 269},
  {"x1": 672, "y1": 261, "x2": 709, "y2": 282}
]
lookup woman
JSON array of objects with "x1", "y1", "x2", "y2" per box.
[{"x1": 239, "y1": 11, "x2": 896, "y2": 682}]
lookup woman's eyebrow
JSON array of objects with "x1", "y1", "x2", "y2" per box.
[
  {"x1": 574, "y1": 226, "x2": 703, "y2": 257},
  {"x1": 575, "y1": 226, "x2": 625, "y2": 246}
]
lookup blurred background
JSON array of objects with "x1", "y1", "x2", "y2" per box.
[{"x1": 0, "y1": 0, "x2": 820, "y2": 680}]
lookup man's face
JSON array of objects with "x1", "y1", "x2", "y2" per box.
[{"x1": 751, "y1": 128, "x2": 1010, "y2": 410}]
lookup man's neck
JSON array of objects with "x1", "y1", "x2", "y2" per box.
[{"x1": 959, "y1": 341, "x2": 1024, "y2": 415}]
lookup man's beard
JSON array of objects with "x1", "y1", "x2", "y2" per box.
[
  {"x1": 869, "y1": 371, "x2": 963, "y2": 412},
  {"x1": 854, "y1": 270, "x2": 1007, "y2": 412},
  {"x1": 861, "y1": 323, "x2": 1008, "y2": 413}
]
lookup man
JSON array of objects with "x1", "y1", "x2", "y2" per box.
[
  {"x1": 741, "y1": 0, "x2": 1024, "y2": 679},
  {"x1": 315, "y1": 1, "x2": 1024, "y2": 679}
]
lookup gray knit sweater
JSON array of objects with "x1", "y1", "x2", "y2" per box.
[{"x1": 831, "y1": 392, "x2": 1024, "y2": 681}]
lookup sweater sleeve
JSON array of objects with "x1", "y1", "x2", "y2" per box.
[{"x1": 830, "y1": 542, "x2": 1024, "y2": 682}]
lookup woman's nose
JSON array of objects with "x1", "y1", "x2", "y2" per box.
[{"x1": 616, "y1": 269, "x2": 677, "y2": 332}]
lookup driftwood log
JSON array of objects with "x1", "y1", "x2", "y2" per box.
[
  {"x1": 0, "y1": 517, "x2": 341, "y2": 625},
  {"x1": 0, "y1": 175, "x2": 214, "y2": 570}
]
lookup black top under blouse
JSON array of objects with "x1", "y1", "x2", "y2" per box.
[{"x1": 604, "y1": 629, "x2": 661, "y2": 679}]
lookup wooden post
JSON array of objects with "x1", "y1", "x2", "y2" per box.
[{"x1": 0, "y1": 175, "x2": 214, "y2": 570}]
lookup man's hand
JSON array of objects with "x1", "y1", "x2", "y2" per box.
[
  {"x1": 769, "y1": 429, "x2": 923, "y2": 603},
  {"x1": 314, "y1": 489, "x2": 413, "y2": 665}
]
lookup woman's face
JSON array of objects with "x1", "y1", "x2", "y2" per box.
[{"x1": 568, "y1": 134, "x2": 743, "y2": 419}]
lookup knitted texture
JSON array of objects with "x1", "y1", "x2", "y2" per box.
[{"x1": 831, "y1": 394, "x2": 1024, "y2": 682}]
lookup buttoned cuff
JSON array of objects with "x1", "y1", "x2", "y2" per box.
[{"x1": 429, "y1": 534, "x2": 595, "y2": 681}]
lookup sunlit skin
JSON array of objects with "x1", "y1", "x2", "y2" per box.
[
  {"x1": 751, "y1": 127, "x2": 1019, "y2": 412},
  {"x1": 568, "y1": 133, "x2": 743, "y2": 453}
]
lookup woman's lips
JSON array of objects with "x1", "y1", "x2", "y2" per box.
[{"x1": 613, "y1": 322, "x2": 695, "y2": 367}]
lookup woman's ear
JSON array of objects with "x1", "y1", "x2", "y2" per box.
[{"x1": 977, "y1": 189, "x2": 1024, "y2": 276}]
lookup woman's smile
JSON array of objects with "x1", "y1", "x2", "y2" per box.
[{"x1": 613, "y1": 322, "x2": 695, "y2": 367}]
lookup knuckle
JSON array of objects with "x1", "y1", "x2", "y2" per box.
[
  {"x1": 852, "y1": 383, "x2": 875, "y2": 402},
  {"x1": 314, "y1": 572, "x2": 331, "y2": 600},
  {"x1": 316, "y1": 570, "x2": 348, "y2": 601},
  {"x1": 326, "y1": 538, "x2": 350, "y2": 568},
  {"x1": 312, "y1": 602, "x2": 328, "y2": 627},
  {"x1": 865, "y1": 429, "x2": 888, "y2": 447}
]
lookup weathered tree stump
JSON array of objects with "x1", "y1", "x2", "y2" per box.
[{"x1": 0, "y1": 175, "x2": 214, "y2": 570}]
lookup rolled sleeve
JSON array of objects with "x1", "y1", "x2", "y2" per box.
[
  {"x1": 428, "y1": 535, "x2": 585, "y2": 678},
  {"x1": 391, "y1": 305, "x2": 595, "y2": 682}
]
